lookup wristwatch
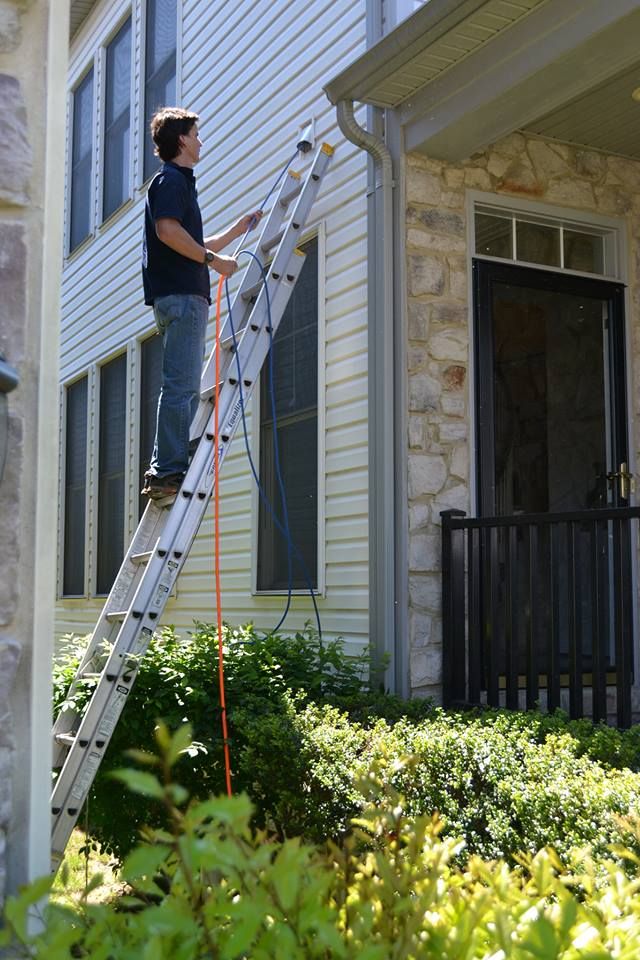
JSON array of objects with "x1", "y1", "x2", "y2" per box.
[{"x1": 204, "y1": 249, "x2": 215, "y2": 264}]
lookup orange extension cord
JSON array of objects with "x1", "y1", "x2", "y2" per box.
[{"x1": 214, "y1": 274, "x2": 232, "y2": 796}]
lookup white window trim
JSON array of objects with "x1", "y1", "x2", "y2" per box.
[
  {"x1": 250, "y1": 222, "x2": 327, "y2": 598},
  {"x1": 138, "y1": 0, "x2": 182, "y2": 190},
  {"x1": 65, "y1": 60, "x2": 98, "y2": 259},
  {"x1": 99, "y1": 11, "x2": 136, "y2": 227},
  {"x1": 467, "y1": 189, "x2": 624, "y2": 282}
]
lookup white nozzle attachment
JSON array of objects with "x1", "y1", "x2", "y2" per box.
[{"x1": 297, "y1": 121, "x2": 314, "y2": 154}]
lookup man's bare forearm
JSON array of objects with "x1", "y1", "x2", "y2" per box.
[
  {"x1": 156, "y1": 218, "x2": 205, "y2": 262},
  {"x1": 204, "y1": 224, "x2": 242, "y2": 253}
]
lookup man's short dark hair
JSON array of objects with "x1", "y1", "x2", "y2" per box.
[{"x1": 150, "y1": 107, "x2": 199, "y2": 162}]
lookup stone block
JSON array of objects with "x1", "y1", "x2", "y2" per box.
[
  {"x1": 450, "y1": 444, "x2": 468, "y2": 481},
  {"x1": 408, "y1": 454, "x2": 447, "y2": 498},
  {"x1": 429, "y1": 328, "x2": 467, "y2": 363},
  {"x1": 448, "y1": 257, "x2": 468, "y2": 299},
  {"x1": 408, "y1": 415, "x2": 424, "y2": 450},
  {"x1": 444, "y1": 168, "x2": 464, "y2": 188},
  {"x1": 575, "y1": 150, "x2": 606, "y2": 181},
  {"x1": 410, "y1": 611, "x2": 431, "y2": 649},
  {"x1": 409, "y1": 533, "x2": 440, "y2": 573},
  {"x1": 545, "y1": 177, "x2": 595, "y2": 208},
  {"x1": 487, "y1": 154, "x2": 512, "y2": 179},
  {"x1": 608, "y1": 156, "x2": 640, "y2": 191},
  {"x1": 442, "y1": 364, "x2": 466, "y2": 391},
  {"x1": 0, "y1": 222, "x2": 26, "y2": 359},
  {"x1": 497, "y1": 160, "x2": 544, "y2": 198},
  {"x1": 464, "y1": 167, "x2": 492, "y2": 190},
  {"x1": 431, "y1": 302, "x2": 467, "y2": 326},
  {"x1": 527, "y1": 139, "x2": 570, "y2": 179},
  {"x1": 410, "y1": 643, "x2": 442, "y2": 687},
  {"x1": 408, "y1": 344, "x2": 428, "y2": 372},
  {"x1": 439, "y1": 422, "x2": 467, "y2": 443},
  {"x1": 432, "y1": 483, "x2": 469, "y2": 522},
  {"x1": 0, "y1": 76, "x2": 31, "y2": 205},
  {"x1": 407, "y1": 206, "x2": 465, "y2": 237},
  {"x1": 440, "y1": 190, "x2": 464, "y2": 210},
  {"x1": 409, "y1": 371, "x2": 440, "y2": 412},
  {"x1": 406, "y1": 165, "x2": 441, "y2": 205},
  {"x1": 409, "y1": 573, "x2": 441, "y2": 611},
  {"x1": 0, "y1": 2, "x2": 22, "y2": 52},
  {"x1": 408, "y1": 255, "x2": 446, "y2": 296},
  {"x1": 409, "y1": 502, "x2": 430, "y2": 530},
  {"x1": 0, "y1": 415, "x2": 23, "y2": 624},
  {"x1": 407, "y1": 229, "x2": 466, "y2": 254},
  {"x1": 492, "y1": 132, "x2": 526, "y2": 157},
  {"x1": 408, "y1": 300, "x2": 429, "y2": 341},
  {"x1": 441, "y1": 395, "x2": 464, "y2": 417},
  {"x1": 594, "y1": 185, "x2": 631, "y2": 216},
  {"x1": 0, "y1": 636, "x2": 21, "y2": 704}
]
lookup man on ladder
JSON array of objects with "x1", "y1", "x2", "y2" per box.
[{"x1": 141, "y1": 106, "x2": 262, "y2": 500}]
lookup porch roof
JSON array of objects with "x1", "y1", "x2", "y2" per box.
[{"x1": 324, "y1": 0, "x2": 640, "y2": 163}]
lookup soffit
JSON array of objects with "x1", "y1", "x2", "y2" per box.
[
  {"x1": 525, "y1": 63, "x2": 640, "y2": 160},
  {"x1": 70, "y1": 0, "x2": 99, "y2": 40},
  {"x1": 324, "y1": 0, "x2": 551, "y2": 109}
]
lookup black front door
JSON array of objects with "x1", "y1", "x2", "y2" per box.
[
  {"x1": 474, "y1": 260, "x2": 629, "y2": 517},
  {"x1": 472, "y1": 259, "x2": 632, "y2": 688}
]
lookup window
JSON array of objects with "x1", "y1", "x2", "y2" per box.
[
  {"x1": 138, "y1": 333, "x2": 163, "y2": 517},
  {"x1": 103, "y1": 18, "x2": 132, "y2": 220},
  {"x1": 474, "y1": 204, "x2": 616, "y2": 277},
  {"x1": 143, "y1": 0, "x2": 177, "y2": 181},
  {"x1": 257, "y1": 237, "x2": 318, "y2": 591},
  {"x1": 63, "y1": 377, "x2": 88, "y2": 595},
  {"x1": 97, "y1": 354, "x2": 127, "y2": 594},
  {"x1": 69, "y1": 67, "x2": 94, "y2": 251}
]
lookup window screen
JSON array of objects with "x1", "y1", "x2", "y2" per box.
[
  {"x1": 138, "y1": 333, "x2": 163, "y2": 517},
  {"x1": 63, "y1": 377, "x2": 88, "y2": 595},
  {"x1": 143, "y1": 0, "x2": 177, "y2": 181},
  {"x1": 97, "y1": 354, "x2": 126, "y2": 594},
  {"x1": 70, "y1": 68, "x2": 94, "y2": 251},
  {"x1": 103, "y1": 18, "x2": 132, "y2": 220},
  {"x1": 257, "y1": 237, "x2": 318, "y2": 591}
]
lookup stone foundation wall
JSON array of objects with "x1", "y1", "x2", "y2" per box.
[
  {"x1": 0, "y1": 0, "x2": 67, "y2": 898},
  {"x1": 406, "y1": 131, "x2": 640, "y2": 698}
]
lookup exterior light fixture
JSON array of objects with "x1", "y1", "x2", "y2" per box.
[{"x1": 0, "y1": 355, "x2": 19, "y2": 485}]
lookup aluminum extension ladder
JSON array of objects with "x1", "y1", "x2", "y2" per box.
[{"x1": 51, "y1": 142, "x2": 334, "y2": 867}]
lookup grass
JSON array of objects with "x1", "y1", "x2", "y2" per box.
[{"x1": 51, "y1": 829, "x2": 122, "y2": 904}]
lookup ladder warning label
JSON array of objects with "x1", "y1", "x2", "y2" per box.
[
  {"x1": 71, "y1": 752, "x2": 101, "y2": 801},
  {"x1": 132, "y1": 626, "x2": 153, "y2": 656},
  {"x1": 97, "y1": 689, "x2": 128, "y2": 740},
  {"x1": 152, "y1": 583, "x2": 170, "y2": 608}
]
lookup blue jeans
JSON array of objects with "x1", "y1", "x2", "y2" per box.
[{"x1": 149, "y1": 294, "x2": 208, "y2": 477}]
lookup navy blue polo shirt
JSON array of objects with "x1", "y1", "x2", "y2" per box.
[{"x1": 142, "y1": 161, "x2": 211, "y2": 305}]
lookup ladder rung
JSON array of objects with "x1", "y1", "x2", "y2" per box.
[
  {"x1": 241, "y1": 280, "x2": 263, "y2": 301},
  {"x1": 279, "y1": 178, "x2": 302, "y2": 207},
  {"x1": 80, "y1": 672, "x2": 101, "y2": 681},
  {"x1": 105, "y1": 610, "x2": 127, "y2": 623},
  {"x1": 200, "y1": 379, "x2": 226, "y2": 401},
  {"x1": 131, "y1": 550, "x2": 153, "y2": 565},
  {"x1": 54, "y1": 733, "x2": 75, "y2": 747},
  {"x1": 261, "y1": 228, "x2": 284, "y2": 254}
]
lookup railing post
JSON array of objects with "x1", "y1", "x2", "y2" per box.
[{"x1": 441, "y1": 509, "x2": 466, "y2": 706}]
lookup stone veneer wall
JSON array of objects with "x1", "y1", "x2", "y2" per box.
[
  {"x1": 406, "y1": 131, "x2": 640, "y2": 698},
  {"x1": 0, "y1": 0, "x2": 67, "y2": 898}
]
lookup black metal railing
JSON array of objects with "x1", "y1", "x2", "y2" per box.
[{"x1": 441, "y1": 507, "x2": 640, "y2": 727}]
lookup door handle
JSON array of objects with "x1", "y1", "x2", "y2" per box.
[{"x1": 606, "y1": 462, "x2": 634, "y2": 499}]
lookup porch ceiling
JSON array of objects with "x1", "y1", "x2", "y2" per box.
[
  {"x1": 69, "y1": 0, "x2": 99, "y2": 40},
  {"x1": 325, "y1": 0, "x2": 640, "y2": 163}
]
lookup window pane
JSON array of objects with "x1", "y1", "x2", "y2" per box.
[
  {"x1": 563, "y1": 230, "x2": 604, "y2": 275},
  {"x1": 138, "y1": 334, "x2": 163, "y2": 517},
  {"x1": 516, "y1": 220, "x2": 560, "y2": 267},
  {"x1": 258, "y1": 237, "x2": 318, "y2": 590},
  {"x1": 97, "y1": 354, "x2": 126, "y2": 594},
  {"x1": 144, "y1": 0, "x2": 177, "y2": 181},
  {"x1": 63, "y1": 378, "x2": 87, "y2": 595},
  {"x1": 70, "y1": 68, "x2": 94, "y2": 251},
  {"x1": 103, "y1": 18, "x2": 131, "y2": 220},
  {"x1": 475, "y1": 213, "x2": 512, "y2": 259}
]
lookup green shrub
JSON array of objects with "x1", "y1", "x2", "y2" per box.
[
  {"x1": 7, "y1": 724, "x2": 640, "y2": 960},
  {"x1": 54, "y1": 623, "x2": 640, "y2": 866}
]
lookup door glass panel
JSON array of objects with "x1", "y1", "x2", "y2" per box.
[{"x1": 492, "y1": 282, "x2": 607, "y2": 514}]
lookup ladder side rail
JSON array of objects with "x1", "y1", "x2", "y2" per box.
[
  {"x1": 52, "y1": 501, "x2": 170, "y2": 760},
  {"x1": 199, "y1": 168, "x2": 302, "y2": 398}
]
